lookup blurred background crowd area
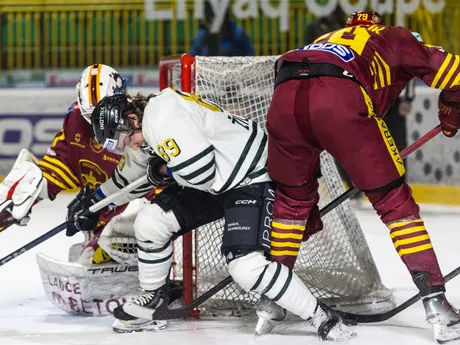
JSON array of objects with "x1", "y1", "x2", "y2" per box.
[{"x1": 0, "y1": 0, "x2": 456, "y2": 79}]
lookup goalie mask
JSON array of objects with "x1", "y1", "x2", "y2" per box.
[
  {"x1": 91, "y1": 94, "x2": 139, "y2": 155},
  {"x1": 345, "y1": 11, "x2": 384, "y2": 27},
  {"x1": 77, "y1": 64, "x2": 127, "y2": 124}
]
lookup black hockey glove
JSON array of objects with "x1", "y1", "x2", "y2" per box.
[
  {"x1": 147, "y1": 154, "x2": 176, "y2": 187},
  {"x1": 66, "y1": 186, "x2": 104, "y2": 237}
]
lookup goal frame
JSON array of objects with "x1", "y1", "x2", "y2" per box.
[
  {"x1": 159, "y1": 53, "x2": 199, "y2": 314},
  {"x1": 158, "y1": 53, "x2": 394, "y2": 317}
]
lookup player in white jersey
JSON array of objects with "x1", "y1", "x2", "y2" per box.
[{"x1": 66, "y1": 89, "x2": 355, "y2": 340}]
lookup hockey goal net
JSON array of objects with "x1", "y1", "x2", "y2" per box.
[{"x1": 159, "y1": 54, "x2": 394, "y2": 316}]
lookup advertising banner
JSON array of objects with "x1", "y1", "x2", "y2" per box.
[
  {"x1": 0, "y1": 88, "x2": 157, "y2": 176},
  {"x1": 0, "y1": 86, "x2": 459, "y2": 186}
]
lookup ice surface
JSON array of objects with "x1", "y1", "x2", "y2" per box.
[{"x1": 1, "y1": 193, "x2": 460, "y2": 345}]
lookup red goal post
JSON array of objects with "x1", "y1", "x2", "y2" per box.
[{"x1": 159, "y1": 54, "x2": 198, "y2": 313}]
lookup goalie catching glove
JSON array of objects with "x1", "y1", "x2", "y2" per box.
[
  {"x1": 146, "y1": 154, "x2": 176, "y2": 187},
  {"x1": 438, "y1": 91, "x2": 460, "y2": 137},
  {"x1": 66, "y1": 186, "x2": 105, "y2": 237},
  {"x1": 0, "y1": 149, "x2": 48, "y2": 230}
]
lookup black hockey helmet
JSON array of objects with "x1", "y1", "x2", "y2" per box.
[{"x1": 91, "y1": 93, "x2": 138, "y2": 154}]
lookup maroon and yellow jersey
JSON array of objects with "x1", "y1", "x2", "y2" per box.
[
  {"x1": 38, "y1": 103, "x2": 157, "y2": 225},
  {"x1": 279, "y1": 24, "x2": 460, "y2": 117}
]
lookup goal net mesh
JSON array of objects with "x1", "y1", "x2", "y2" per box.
[{"x1": 163, "y1": 55, "x2": 394, "y2": 315}]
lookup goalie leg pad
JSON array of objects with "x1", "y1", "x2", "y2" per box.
[
  {"x1": 98, "y1": 198, "x2": 149, "y2": 265},
  {"x1": 134, "y1": 203, "x2": 181, "y2": 291},
  {"x1": 98, "y1": 235, "x2": 137, "y2": 265},
  {"x1": 228, "y1": 251, "x2": 317, "y2": 320},
  {"x1": 367, "y1": 183, "x2": 444, "y2": 287}
]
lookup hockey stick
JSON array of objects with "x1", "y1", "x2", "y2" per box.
[
  {"x1": 141, "y1": 124, "x2": 442, "y2": 321},
  {"x1": 0, "y1": 176, "x2": 149, "y2": 266},
  {"x1": 337, "y1": 263, "x2": 460, "y2": 324}
]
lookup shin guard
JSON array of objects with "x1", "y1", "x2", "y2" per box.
[
  {"x1": 367, "y1": 183, "x2": 444, "y2": 287},
  {"x1": 270, "y1": 218, "x2": 305, "y2": 270},
  {"x1": 270, "y1": 183, "x2": 319, "y2": 270}
]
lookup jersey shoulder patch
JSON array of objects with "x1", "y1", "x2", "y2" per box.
[{"x1": 66, "y1": 102, "x2": 79, "y2": 116}]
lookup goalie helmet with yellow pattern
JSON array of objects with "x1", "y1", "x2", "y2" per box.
[{"x1": 77, "y1": 64, "x2": 127, "y2": 124}]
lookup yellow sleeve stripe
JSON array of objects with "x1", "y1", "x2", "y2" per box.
[
  {"x1": 450, "y1": 70, "x2": 460, "y2": 88},
  {"x1": 388, "y1": 218, "x2": 423, "y2": 230},
  {"x1": 375, "y1": 51, "x2": 391, "y2": 86},
  {"x1": 270, "y1": 241, "x2": 301, "y2": 249},
  {"x1": 390, "y1": 226, "x2": 426, "y2": 239},
  {"x1": 51, "y1": 131, "x2": 65, "y2": 148},
  {"x1": 393, "y1": 234, "x2": 430, "y2": 248},
  {"x1": 372, "y1": 60, "x2": 385, "y2": 88},
  {"x1": 42, "y1": 156, "x2": 79, "y2": 186},
  {"x1": 155, "y1": 189, "x2": 163, "y2": 195},
  {"x1": 431, "y1": 54, "x2": 453, "y2": 88},
  {"x1": 39, "y1": 160, "x2": 79, "y2": 189},
  {"x1": 272, "y1": 221, "x2": 305, "y2": 231},
  {"x1": 398, "y1": 243, "x2": 433, "y2": 257},
  {"x1": 369, "y1": 66, "x2": 378, "y2": 89},
  {"x1": 42, "y1": 171, "x2": 68, "y2": 190},
  {"x1": 269, "y1": 250, "x2": 299, "y2": 257},
  {"x1": 271, "y1": 232, "x2": 303, "y2": 240},
  {"x1": 440, "y1": 55, "x2": 460, "y2": 89}
]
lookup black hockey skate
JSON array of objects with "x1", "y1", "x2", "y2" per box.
[
  {"x1": 112, "y1": 281, "x2": 182, "y2": 333},
  {"x1": 310, "y1": 302, "x2": 357, "y2": 341}
]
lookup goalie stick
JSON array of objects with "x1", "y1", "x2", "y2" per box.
[
  {"x1": 141, "y1": 124, "x2": 442, "y2": 321},
  {"x1": 0, "y1": 176, "x2": 149, "y2": 267}
]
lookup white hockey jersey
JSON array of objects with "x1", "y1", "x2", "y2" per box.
[{"x1": 100, "y1": 88, "x2": 270, "y2": 204}]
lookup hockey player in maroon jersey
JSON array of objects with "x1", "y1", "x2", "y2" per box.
[
  {"x1": 262, "y1": 11, "x2": 460, "y2": 343},
  {"x1": 0, "y1": 64, "x2": 155, "y2": 265}
]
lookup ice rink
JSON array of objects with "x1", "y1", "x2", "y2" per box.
[{"x1": 1, "y1": 193, "x2": 460, "y2": 345}]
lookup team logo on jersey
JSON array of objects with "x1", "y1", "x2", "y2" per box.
[
  {"x1": 79, "y1": 159, "x2": 108, "y2": 189},
  {"x1": 70, "y1": 133, "x2": 85, "y2": 148},
  {"x1": 90, "y1": 137, "x2": 104, "y2": 153},
  {"x1": 299, "y1": 43, "x2": 355, "y2": 63}
]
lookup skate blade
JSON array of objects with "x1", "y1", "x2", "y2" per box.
[
  {"x1": 324, "y1": 324, "x2": 357, "y2": 342},
  {"x1": 112, "y1": 318, "x2": 167, "y2": 333},
  {"x1": 255, "y1": 317, "x2": 277, "y2": 336},
  {"x1": 435, "y1": 324, "x2": 460, "y2": 344}
]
